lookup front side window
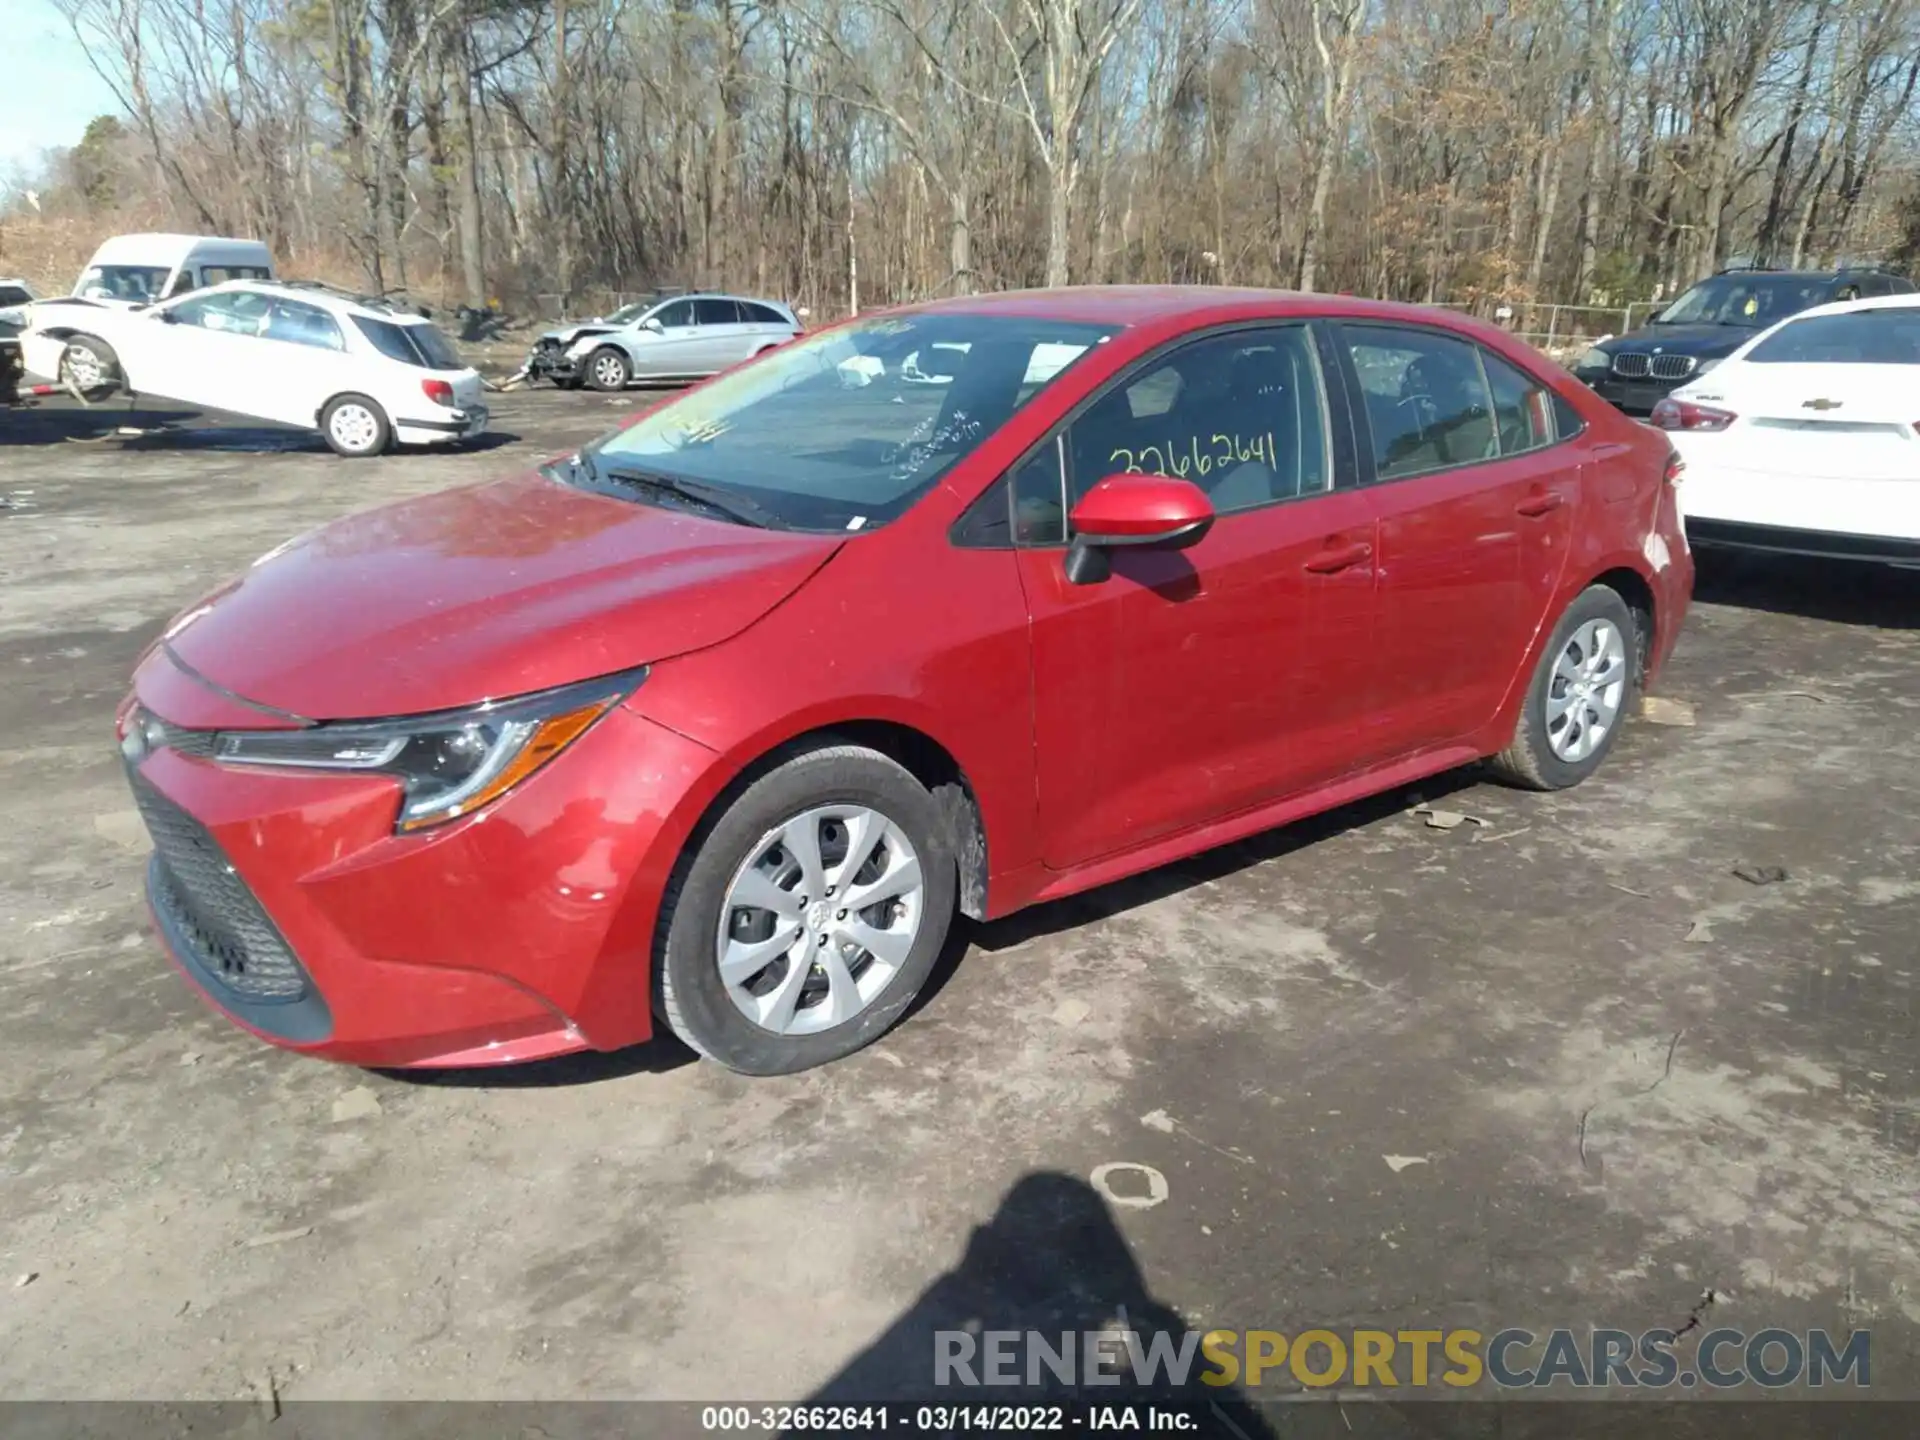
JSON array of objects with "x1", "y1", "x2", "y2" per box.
[
  {"x1": 1344, "y1": 325, "x2": 1496, "y2": 478},
  {"x1": 584, "y1": 313, "x2": 1114, "y2": 532},
  {"x1": 651, "y1": 299, "x2": 696, "y2": 329},
  {"x1": 1063, "y1": 326, "x2": 1332, "y2": 518},
  {"x1": 1747, "y1": 308, "x2": 1920, "y2": 365}
]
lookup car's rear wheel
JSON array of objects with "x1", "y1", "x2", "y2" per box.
[
  {"x1": 586, "y1": 347, "x2": 631, "y2": 391},
  {"x1": 1488, "y1": 584, "x2": 1640, "y2": 790},
  {"x1": 59, "y1": 336, "x2": 121, "y2": 399},
  {"x1": 320, "y1": 394, "x2": 392, "y2": 458},
  {"x1": 655, "y1": 745, "x2": 956, "y2": 1075}
]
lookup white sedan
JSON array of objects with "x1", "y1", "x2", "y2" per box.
[
  {"x1": 1653, "y1": 294, "x2": 1920, "y2": 566},
  {"x1": 21, "y1": 280, "x2": 487, "y2": 456}
]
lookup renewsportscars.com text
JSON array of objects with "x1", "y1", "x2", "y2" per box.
[{"x1": 935, "y1": 1326, "x2": 1871, "y2": 1390}]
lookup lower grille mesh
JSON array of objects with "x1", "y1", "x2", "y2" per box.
[{"x1": 130, "y1": 771, "x2": 310, "y2": 1002}]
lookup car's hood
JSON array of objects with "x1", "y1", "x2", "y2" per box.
[
  {"x1": 1609, "y1": 322, "x2": 1758, "y2": 358},
  {"x1": 160, "y1": 471, "x2": 842, "y2": 720},
  {"x1": 538, "y1": 322, "x2": 616, "y2": 347}
]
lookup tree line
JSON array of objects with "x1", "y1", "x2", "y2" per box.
[{"x1": 17, "y1": 0, "x2": 1920, "y2": 318}]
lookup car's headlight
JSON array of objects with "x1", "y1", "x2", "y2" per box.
[
  {"x1": 1576, "y1": 345, "x2": 1611, "y2": 371},
  {"x1": 209, "y1": 667, "x2": 646, "y2": 832}
]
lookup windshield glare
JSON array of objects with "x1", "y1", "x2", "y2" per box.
[
  {"x1": 587, "y1": 313, "x2": 1116, "y2": 531},
  {"x1": 605, "y1": 301, "x2": 652, "y2": 324},
  {"x1": 1655, "y1": 276, "x2": 1829, "y2": 327}
]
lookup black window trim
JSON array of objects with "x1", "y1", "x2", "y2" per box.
[
  {"x1": 951, "y1": 317, "x2": 1357, "y2": 552},
  {"x1": 1332, "y1": 319, "x2": 1587, "y2": 487}
]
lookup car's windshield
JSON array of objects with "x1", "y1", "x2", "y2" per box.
[
  {"x1": 1654, "y1": 275, "x2": 1830, "y2": 328},
  {"x1": 76, "y1": 265, "x2": 171, "y2": 302},
  {"x1": 604, "y1": 301, "x2": 652, "y2": 324},
  {"x1": 582, "y1": 312, "x2": 1116, "y2": 531},
  {"x1": 1747, "y1": 307, "x2": 1920, "y2": 365}
]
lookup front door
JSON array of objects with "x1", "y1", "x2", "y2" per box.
[
  {"x1": 632, "y1": 297, "x2": 701, "y2": 378},
  {"x1": 1011, "y1": 324, "x2": 1380, "y2": 870},
  {"x1": 129, "y1": 289, "x2": 278, "y2": 414},
  {"x1": 1337, "y1": 323, "x2": 1577, "y2": 758}
]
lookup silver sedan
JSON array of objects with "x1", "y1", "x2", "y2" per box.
[{"x1": 526, "y1": 293, "x2": 803, "y2": 390}]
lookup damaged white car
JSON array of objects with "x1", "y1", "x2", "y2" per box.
[{"x1": 21, "y1": 279, "x2": 487, "y2": 456}]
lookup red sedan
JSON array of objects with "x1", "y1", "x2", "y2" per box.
[{"x1": 117, "y1": 288, "x2": 1692, "y2": 1075}]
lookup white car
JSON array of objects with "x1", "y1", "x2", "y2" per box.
[
  {"x1": 0, "y1": 278, "x2": 36, "y2": 328},
  {"x1": 21, "y1": 280, "x2": 487, "y2": 457},
  {"x1": 1655, "y1": 294, "x2": 1920, "y2": 567}
]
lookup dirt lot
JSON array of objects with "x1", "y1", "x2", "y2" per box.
[{"x1": 2, "y1": 390, "x2": 1917, "y2": 1415}]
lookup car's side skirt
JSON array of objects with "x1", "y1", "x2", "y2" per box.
[{"x1": 991, "y1": 742, "x2": 1485, "y2": 917}]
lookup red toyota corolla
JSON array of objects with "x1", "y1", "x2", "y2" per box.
[{"x1": 117, "y1": 288, "x2": 1692, "y2": 1075}]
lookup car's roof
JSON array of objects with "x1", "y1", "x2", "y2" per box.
[
  {"x1": 1766, "y1": 292, "x2": 1920, "y2": 322},
  {"x1": 88, "y1": 233, "x2": 272, "y2": 262},
  {"x1": 897, "y1": 284, "x2": 1471, "y2": 330},
  {"x1": 194, "y1": 278, "x2": 436, "y2": 324}
]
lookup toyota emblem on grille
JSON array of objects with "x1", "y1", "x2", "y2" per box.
[{"x1": 1802, "y1": 397, "x2": 1843, "y2": 410}]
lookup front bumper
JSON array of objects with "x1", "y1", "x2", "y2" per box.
[
  {"x1": 124, "y1": 680, "x2": 719, "y2": 1068},
  {"x1": 1579, "y1": 372, "x2": 1686, "y2": 416},
  {"x1": 525, "y1": 345, "x2": 581, "y2": 383}
]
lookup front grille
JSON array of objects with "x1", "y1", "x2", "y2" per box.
[
  {"x1": 1610, "y1": 352, "x2": 1695, "y2": 381},
  {"x1": 129, "y1": 771, "x2": 310, "y2": 1002}
]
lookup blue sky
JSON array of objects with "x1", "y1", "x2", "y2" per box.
[{"x1": 2, "y1": 0, "x2": 123, "y2": 186}]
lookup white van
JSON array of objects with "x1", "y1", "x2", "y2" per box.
[{"x1": 71, "y1": 234, "x2": 275, "y2": 307}]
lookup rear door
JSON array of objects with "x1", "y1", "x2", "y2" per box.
[
  {"x1": 692, "y1": 297, "x2": 755, "y2": 370},
  {"x1": 1338, "y1": 323, "x2": 1579, "y2": 761}
]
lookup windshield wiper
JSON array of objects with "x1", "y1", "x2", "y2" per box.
[{"x1": 586, "y1": 458, "x2": 790, "y2": 530}]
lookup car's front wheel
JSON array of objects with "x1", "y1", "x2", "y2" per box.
[
  {"x1": 320, "y1": 394, "x2": 392, "y2": 458},
  {"x1": 586, "y1": 347, "x2": 631, "y2": 391},
  {"x1": 59, "y1": 336, "x2": 121, "y2": 399},
  {"x1": 655, "y1": 745, "x2": 956, "y2": 1075},
  {"x1": 1488, "y1": 584, "x2": 1640, "y2": 790}
]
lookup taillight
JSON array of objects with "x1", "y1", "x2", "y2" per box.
[
  {"x1": 421, "y1": 378, "x2": 455, "y2": 407},
  {"x1": 1650, "y1": 397, "x2": 1736, "y2": 432}
]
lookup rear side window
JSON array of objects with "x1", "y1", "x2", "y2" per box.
[
  {"x1": 1343, "y1": 325, "x2": 1496, "y2": 478},
  {"x1": 1748, "y1": 308, "x2": 1920, "y2": 365},
  {"x1": 743, "y1": 302, "x2": 791, "y2": 325},
  {"x1": 262, "y1": 298, "x2": 345, "y2": 351},
  {"x1": 354, "y1": 315, "x2": 425, "y2": 365},
  {"x1": 201, "y1": 265, "x2": 272, "y2": 286},
  {"x1": 694, "y1": 298, "x2": 741, "y2": 325},
  {"x1": 1480, "y1": 350, "x2": 1554, "y2": 455},
  {"x1": 401, "y1": 322, "x2": 464, "y2": 370}
]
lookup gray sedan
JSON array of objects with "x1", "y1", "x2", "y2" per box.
[{"x1": 525, "y1": 293, "x2": 803, "y2": 390}]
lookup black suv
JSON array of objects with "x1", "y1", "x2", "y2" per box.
[{"x1": 1572, "y1": 264, "x2": 1916, "y2": 414}]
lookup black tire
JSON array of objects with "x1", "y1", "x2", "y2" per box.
[
  {"x1": 319, "y1": 393, "x2": 393, "y2": 458},
  {"x1": 654, "y1": 744, "x2": 957, "y2": 1075},
  {"x1": 59, "y1": 336, "x2": 121, "y2": 399},
  {"x1": 1488, "y1": 584, "x2": 1641, "y2": 790},
  {"x1": 585, "y1": 346, "x2": 631, "y2": 391}
]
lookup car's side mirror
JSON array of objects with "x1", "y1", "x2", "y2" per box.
[
  {"x1": 643, "y1": 317, "x2": 665, "y2": 333},
  {"x1": 1063, "y1": 473, "x2": 1215, "y2": 585}
]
